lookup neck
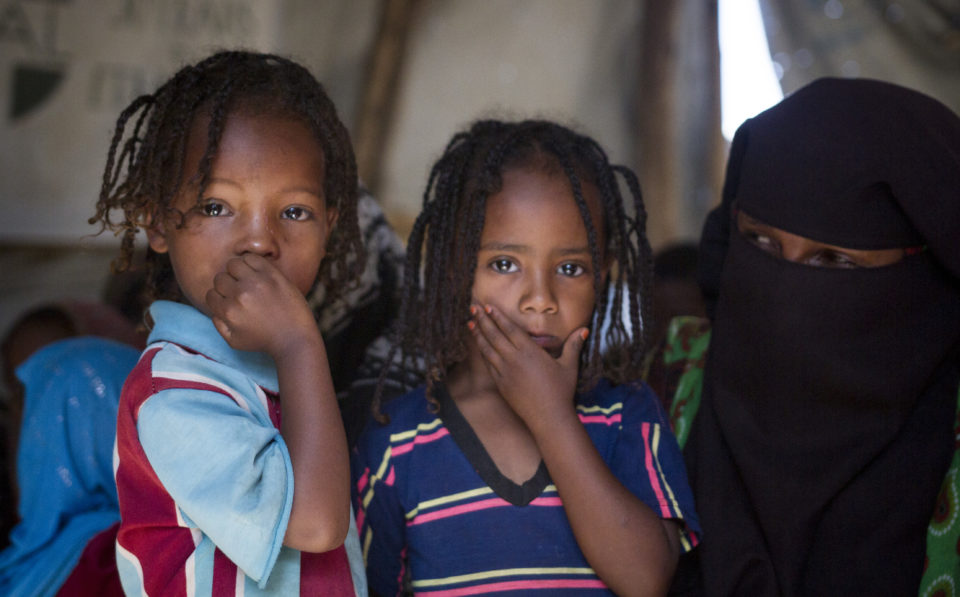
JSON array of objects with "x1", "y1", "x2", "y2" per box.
[{"x1": 446, "y1": 342, "x2": 501, "y2": 403}]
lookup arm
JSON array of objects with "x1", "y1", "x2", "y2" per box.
[
  {"x1": 527, "y1": 403, "x2": 681, "y2": 595},
  {"x1": 470, "y1": 305, "x2": 680, "y2": 596},
  {"x1": 206, "y1": 254, "x2": 350, "y2": 552}
]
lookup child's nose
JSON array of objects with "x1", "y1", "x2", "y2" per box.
[
  {"x1": 234, "y1": 211, "x2": 279, "y2": 258},
  {"x1": 520, "y1": 273, "x2": 558, "y2": 314}
]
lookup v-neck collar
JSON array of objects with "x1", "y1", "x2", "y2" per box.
[{"x1": 435, "y1": 382, "x2": 552, "y2": 506}]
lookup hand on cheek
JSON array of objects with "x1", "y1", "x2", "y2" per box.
[
  {"x1": 205, "y1": 254, "x2": 318, "y2": 356},
  {"x1": 468, "y1": 303, "x2": 588, "y2": 428}
]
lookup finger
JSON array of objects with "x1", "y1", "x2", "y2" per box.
[
  {"x1": 468, "y1": 318, "x2": 504, "y2": 377},
  {"x1": 206, "y1": 286, "x2": 223, "y2": 308},
  {"x1": 211, "y1": 270, "x2": 237, "y2": 299},
  {"x1": 225, "y1": 256, "x2": 253, "y2": 280},
  {"x1": 559, "y1": 327, "x2": 589, "y2": 369},
  {"x1": 478, "y1": 304, "x2": 523, "y2": 350},
  {"x1": 211, "y1": 315, "x2": 232, "y2": 344},
  {"x1": 472, "y1": 307, "x2": 512, "y2": 355},
  {"x1": 241, "y1": 252, "x2": 272, "y2": 273},
  {"x1": 206, "y1": 285, "x2": 241, "y2": 328}
]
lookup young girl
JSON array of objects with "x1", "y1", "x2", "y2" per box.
[
  {"x1": 91, "y1": 51, "x2": 367, "y2": 595},
  {"x1": 353, "y1": 120, "x2": 700, "y2": 596}
]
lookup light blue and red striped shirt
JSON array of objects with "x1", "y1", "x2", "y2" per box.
[
  {"x1": 352, "y1": 379, "x2": 699, "y2": 596},
  {"x1": 114, "y1": 301, "x2": 366, "y2": 596}
]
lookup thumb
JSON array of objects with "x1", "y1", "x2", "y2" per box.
[
  {"x1": 559, "y1": 327, "x2": 589, "y2": 368},
  {"x1": 212, "y1": 317, "x2": 232, "y2": 344}
]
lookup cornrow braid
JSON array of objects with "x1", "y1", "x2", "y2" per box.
[
  {"x1": 90, "y1": 50, "x2": 363, "y2": 305},
  {"x1": 375, "y1": 119, "x2": 653, "y2": 417}
]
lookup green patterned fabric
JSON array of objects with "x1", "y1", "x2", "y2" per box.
[
  {"x1": 647, "y1": 315, "x2": 960, "y2": 594},
  {"x1": 920, "y1": 419, "x2": 960, "y2": 597},
  {"x1": 645, "y1": 316, "x2": 711, "y2": 449}
]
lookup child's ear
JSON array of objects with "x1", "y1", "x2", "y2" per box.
[
  {"x1": 145, "y1": 215, "x2": 170, "y2": 254},
  {"x1": 325, "y1": 207, "x2": 339, "y2": 233}
]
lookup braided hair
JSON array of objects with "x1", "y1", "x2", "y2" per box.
[
  {"x1": 380, "y1": 119, "x2": 653, "y2": 414},
  {"x1": 90, "y1": 50, "x2": 362, "y2": 304}
]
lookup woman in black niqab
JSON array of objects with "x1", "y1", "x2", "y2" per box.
[{"x1": 687, "y1": 78, "x2": 960, "y2": 596}]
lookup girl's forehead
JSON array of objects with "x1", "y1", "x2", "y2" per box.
[
  {"x1": 480, "y1": 168, "x2": 605, "y2": 245},
  {"x1": 492, "y1": 167, "x2": 599, "y2": 208},
  {"x1": 184, "y1": 108, "x2": 322, "y2": 159},
  {"x1": 176, "y1": 109, "x2": 325, "y2": 193},
  {"x1": 188, "y1": 103, "x2": 316, "y2": 140}
]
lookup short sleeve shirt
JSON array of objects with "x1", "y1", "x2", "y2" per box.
[
  {"x1": 353, "y1": 378, "x2": 700, "y2": 595},
  {"x1": 115, "y1": 301, "x2": 366, "y2": 596}
]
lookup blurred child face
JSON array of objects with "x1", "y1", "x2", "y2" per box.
[
  {"x1": 147, "y1": 110, "x2": 337, "y2": 316},
  {"x1": 472, "y1": 168, "x2": 605, "y2": 358}
]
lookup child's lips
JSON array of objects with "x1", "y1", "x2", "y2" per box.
[{"x1": 529, "y1": 333, "x2": 562, "y2": 357}]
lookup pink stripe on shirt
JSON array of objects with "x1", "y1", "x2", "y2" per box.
[
  {"x1": 391, "y1": 427, "x2": 450, "y2": 456},
  {"x1": 356, "y1": 468, "x2": 370, "y2": 494},
  {"x1": 409, "y1": 496, "x2": 562, "y2": 526},
  {"x1": 415, "y1": 578, "x2": 607, "y2": 596},
  {"x1": 577, "y1": 413, "x2": 622, "y2": 426},
  {"x1": 641, "y1": 423, "x2": 672, "y2": 518}
]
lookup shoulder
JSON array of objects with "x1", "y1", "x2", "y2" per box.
[
  {"x1": 380, "y1": 385, "x2": 431, "y2": 417},
  {"x1": 580, "y1": 378, "x2": 669, "y2": 427},
  {"x1": 148, "y1": 336, "x2": 261, "y2": 394},
  {"x1": 363, "y1": 385, "x2": 435, "y2": 431},
  {"x1": 355, "y1": 386, "x2": 441, "y2": 455},
  {"x1": 124, "y1": 339, "x2": 269, "y2": 425}
]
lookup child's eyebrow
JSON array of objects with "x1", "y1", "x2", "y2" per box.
[
  {"x1": 205, "y1": 177, "x2": 323, "y2": 196},
  {"x1": 555, "y1": 246, "x2": 592, "y2": 257},
  {"x1": 480, "y1": 242, "x2": 529, "y2": 253},
  {"x1": 479, "y1": 242, "x2": 591, "y2": 256},
  {"x1": 204, "y1": 177, "x2": 242, "y2": 189}
]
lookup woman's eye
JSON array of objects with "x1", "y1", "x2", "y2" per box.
[
  {"x1": 282, "y1": 206, "x2": 312, "y2": 221},
  {"x1": 200, "y1": 201, "x2": 226, "y2": 217},
  {"x1": 490, "y1": 258, "x2": 517, "y2": 273},
  {"x1": 743, "y1": 230, "x2": 780, "y2": 255},
  {"x1": 809, "y1": 250, "x2": 857, "y2": 269},
  {"x1": 557, "y1": 262, "x2": 586, "y2": 277}
]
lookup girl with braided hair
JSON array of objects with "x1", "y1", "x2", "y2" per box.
[
  {"x1": 352, "y1": 119, "x2": 700, "y2": 596},
  {"x1": 91, "y1": 50, "x2": 366, "y2": 595}
]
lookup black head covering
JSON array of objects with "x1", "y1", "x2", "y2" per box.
[{"x1": 688, "y1": 78, "x2": 960, "y2": 596}]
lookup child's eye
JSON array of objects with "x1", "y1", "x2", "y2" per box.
[
  {"x1": 282, "y1": 206, "x2": 313, "y2": 221},
  {"x1": 557, "y1": 262, "x2": 586, "y2": 277},
  {"x1": 490, "y1": 258, "x2": 518, "y2": 273},
  {"x1": 200, "y1": 200, "x2": 227, "y2": 217}
]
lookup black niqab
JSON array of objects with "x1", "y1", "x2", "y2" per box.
[{"x1": 688, "y1": 78, "x2": 960, "y2": 596}]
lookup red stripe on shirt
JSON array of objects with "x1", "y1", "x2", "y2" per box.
[
  {"x1": 300, "y1": 547, "x2": 355, "y2": 596},
  {"x1": 212, "y1": 548, "x2": 237, "y2": 596}
]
